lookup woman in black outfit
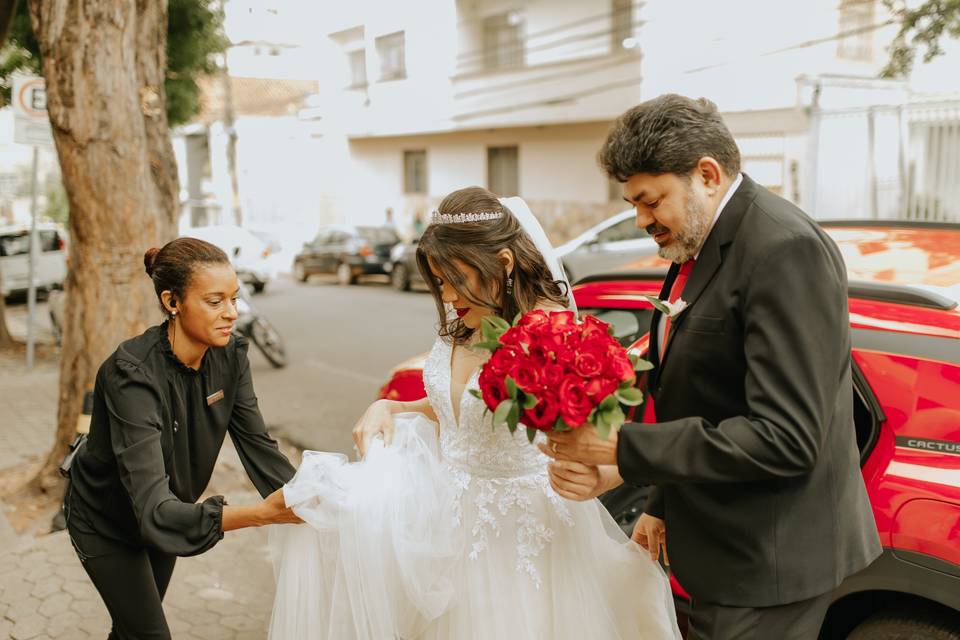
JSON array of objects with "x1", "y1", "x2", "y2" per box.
[{"x1": 64, "y1": 237, "x2": 301, "y2": 639}]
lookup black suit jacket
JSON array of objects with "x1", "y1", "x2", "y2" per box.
[{"x1": 617, "y1": 175, "x2": 881, "y2": 607}]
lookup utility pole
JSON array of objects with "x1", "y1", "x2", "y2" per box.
[{"x1": 221, "y1": 0, "x2": 242, "y2": 227}]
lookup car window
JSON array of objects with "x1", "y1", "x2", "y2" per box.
[
  {"x1": 0, "y1": 230, "x2": 63, "y2": 255},
  {"x1": 313, "y1": 230, "x2": 331, "y2": 244},
  {"x1": 596, "y1": 218, "x2": 647, "y2": 244},
  {"x1": 330, "y1": 231, "x2": 350, "y2": 243},
  {"x1": 578, "y1": 308, "x2": 654, "y2": 348},
  {"x1": 358, "y1": 226, "x2": 399, "y2": 244},
  {"x1": 0, "y1": 232, "x2": 30, "y2": 257},
  {"x1": 40, "y1": 230, "x2": 61, "y2": 252}
]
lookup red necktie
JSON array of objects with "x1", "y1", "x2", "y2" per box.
[{"x1": 662, "y1": 259, "x2": 695, "y2": 355}]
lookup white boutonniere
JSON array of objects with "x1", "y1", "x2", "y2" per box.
[{"x1": 643, "y1": 295, "x2": 688, "y2": 318}]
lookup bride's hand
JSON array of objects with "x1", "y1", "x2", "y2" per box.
[{"x1": 352, "y1": 399, "x2": 396, "y2": 457}]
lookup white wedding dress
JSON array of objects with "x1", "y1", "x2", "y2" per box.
[{"x1": 268, "y1": 337, "x2": 681, "y2": 639}]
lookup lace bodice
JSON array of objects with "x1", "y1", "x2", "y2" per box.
[
  {"x1": 424, "y1": 337, "x2": 551, "y2": 476},
  {"x1": 423, "y1": 337, "x2": 572, "y2": 587}
]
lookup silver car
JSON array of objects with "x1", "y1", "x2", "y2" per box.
[{"x1": 556, "y1": 210, "x2": 657, "y2": 284}]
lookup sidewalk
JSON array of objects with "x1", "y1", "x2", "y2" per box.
[{"x1": 0, "y1": 336, "x2": 295, "y2": 639}]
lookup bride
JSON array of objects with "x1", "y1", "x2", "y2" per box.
[{"x1": 268, "y1": 187, "x2": 681, "y2": 639}]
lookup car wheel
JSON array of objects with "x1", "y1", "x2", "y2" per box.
[
  {"x1": 391, "y1": 263, "x2": 410, "y2": 291},
  {"x1": 293, "y1": 262, "x2": 308, "y2": 283},
  {"x1": 848, "y1": 609, "x2": 960, "y2": 640},
  {"x1": 336, "y1": 262, "x2": 356, "y2": 286}
]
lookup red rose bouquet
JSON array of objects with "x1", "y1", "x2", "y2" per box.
[{"x1": 469, "y1": 309, "x2": 652, "y2": 443}]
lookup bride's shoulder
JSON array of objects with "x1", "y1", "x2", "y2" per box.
[{"x1": 533, "y1": 301, "x2": 568, "y2": 314}]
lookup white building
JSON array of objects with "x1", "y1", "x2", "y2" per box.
[{"x1": 179, "y1": 0, "x2": 960, "y2": 250}]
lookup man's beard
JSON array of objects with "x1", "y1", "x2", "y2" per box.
[{"x1": 656, "y1": 187, "x2": 712, "y2": 263}]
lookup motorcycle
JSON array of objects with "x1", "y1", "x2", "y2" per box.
[{"x1": 235, "y1": 281, "x2": 287, "y2": 368}]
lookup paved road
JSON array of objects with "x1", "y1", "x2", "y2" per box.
[{"x1": 245, "y1": 275, "x2": 438, "y2": 455}]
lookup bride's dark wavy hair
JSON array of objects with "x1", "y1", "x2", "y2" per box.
[{"x1": 416, "y1": 186, "x2": 568, "y2": 345}]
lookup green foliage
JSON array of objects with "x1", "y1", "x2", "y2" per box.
[
  {"x1": 0, "y1": 0, "x2": 227, "y2": 126},
  {"x1": 882, "y1": 0, "x2": 960, "y2": 77},
  {"x1": 44, "y1": 179, "x2": 68, "y2": 225}
]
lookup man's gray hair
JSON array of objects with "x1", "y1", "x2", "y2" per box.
[{"x1": 599, "y1": 94, "x2": 741, "y2": 182}]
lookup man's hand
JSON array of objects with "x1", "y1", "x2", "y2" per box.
[
  {"x1": 632, "y1": 512, "x2": 668, "y2": 565},
  {"x1": 543, "y1": 425, "x2": 619, "y2": 466}
]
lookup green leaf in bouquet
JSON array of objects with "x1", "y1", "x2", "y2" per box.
[
  {"x1": 631, "y1": 355, "x2": 654, "y2": 372},
  {"x1": 643, "y1": 294, "x2": 671, "y2": 315},
  {"x1": 468, "y1": 388, "x2": 484, "y2": 400},
  {"x1": 480, "y1": 315, "x2": 509, "y2": 343},
  {"x1": 594, "y1": 416, "x2": 611, "y2": 442},
  {"x1": 599, "y1": 395, "x2": 618, "y2": 412},
  {"x1": 615, "y1": 387, "x2": 644, "y2": 406},
  {"x1": 607, "y1": 405, "x2": 626, "y2": 433},
  {"x1": 493, "y1": 399, "x2": 514, "y2": 427},
  {"x1": 506, "y1": 376, "x2": 518, "y2": 399},
  {"x1": 507, "y1": 401, "x2": 520, "y2": 433},
  {"x1": 553, "y1": 417, "x2": 572, "y2": 432},
  {"x1": 473, "y1": 340, "x2": 503, "y2": 352},
  {"x1": 513, "y1": 311, "x2": 523, "y2": 326},
  {"x1": 526, "y1": 426, "x2": 537, "y2": 444},
  {"x1": 522, "y1": 393, "x2": 538, "y2": 410},
  {"x1": 588, "y1": 407, "x2": 597, "y2": 423}
]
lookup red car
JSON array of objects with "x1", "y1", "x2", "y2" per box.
[{"x1": 378, "y1": 221, "x2": 960, "y2": 638}]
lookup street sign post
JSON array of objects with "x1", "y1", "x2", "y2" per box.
[{"x1": 12, "y1": 75, "x2": 53, "y2": 370}]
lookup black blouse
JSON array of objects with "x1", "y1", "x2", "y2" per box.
[{"x1": 67, "y1": 322, "x2": 296, "y2": 557}]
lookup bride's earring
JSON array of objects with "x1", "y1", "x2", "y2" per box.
[{"x1": 505, "y1": 276, "x2": 514, "y2": 296}]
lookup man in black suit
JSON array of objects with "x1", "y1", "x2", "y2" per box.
[{"x1": 543, "y1": 94, "x2": 881, "y2": 639}]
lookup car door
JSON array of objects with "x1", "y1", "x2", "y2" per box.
[
  {"x1": 305, "y1": 230, "x2": 330, "y2": 272},
  {"x1": 326, "y1": 230, "x2": 351, "y2": 271},
  {"x1": 0, "y1": 231, "x2": 31, "y2": 295}
]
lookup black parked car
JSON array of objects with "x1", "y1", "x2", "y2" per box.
[{"x1": 293, "y1": 225, "x2": 400, "y2": 285}]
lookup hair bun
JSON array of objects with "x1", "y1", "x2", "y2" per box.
[{"x1": 143, "y1": 247, "x2": 161, "y2": 277}]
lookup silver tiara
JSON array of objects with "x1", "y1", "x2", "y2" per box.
[{"x1": 430, "y1": 210, "x2": 504, "y2": 225}]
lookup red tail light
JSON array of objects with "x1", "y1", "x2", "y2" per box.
[{"x1": 358, "y1": 244, "x2": 373, "y2": 257}]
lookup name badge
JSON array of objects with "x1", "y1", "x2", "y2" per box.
[{"x1": 206, "y1": 389, "x2": 225, "y2": 406}]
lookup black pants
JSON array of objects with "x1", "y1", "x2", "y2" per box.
[
  {"x1": 65, "y1": 485, "x2": 177, "y2": 639},
  {"x1": 687, "y1": 591, "x2": 833, "y2": 640}
]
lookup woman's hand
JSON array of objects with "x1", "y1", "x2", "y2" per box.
[
  {"x1": 352, "y1": 399, "x2": 396, "y2": 457},
  {"x1": 632, "y1": 512, "x2": 668, "y2": 565},
  {"x1": 260, "y1": 488, "x2": 303, "y2": 525}
]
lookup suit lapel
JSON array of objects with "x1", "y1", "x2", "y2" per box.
[
  {"x1": 657, "y1": 175, "x2": 756, "y2": 373},
  {"x1": 648, "y1": 263, "x2": 679, "y2": 388}
]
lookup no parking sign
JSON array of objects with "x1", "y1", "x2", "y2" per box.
[{"x1": 12, "y1": 75, "x2": 52, "y2": 146}]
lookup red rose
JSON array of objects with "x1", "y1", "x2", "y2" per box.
[
  {"x1": 500, "y1": 327, "x2": 540, "y2": 354},
  {"x1": 585, "y1": 376, "x2": 618, "y2": 400},
  {"x1": 528, "y1": 344, "x2": 550, "y2": 366},
  {"x1": 518, "y1": 309, "x2": 550, "y2": 331},
  {"x1": 573, "y1": 350, "x2": 604, "y2": 378},
  {"x1": 522, "y1": 391, "x2": 560, "y2": 431},
  {"x1": 541, "y1": 363, "x2": 565, "y2": 388},
  {"x1": 558, "y1": 375, "x2": 593, "y2": 427},
  {"x1": 487, "y1": 346, "x2": 519, "y2": 378},
  {"x1": 549, "y1": 310, "x2": 577, "y2": 330},
  {"x1": 509, "y1": 360, "x2": 542, "y2": 394},
  {"x1": 554, "y1": 342, "x2": 576, "y2": 367},
  {"x1": 478, "y1": 369, "x2": 508, "y2": 411},
  {"x1": 581, "y1": 314, "x2": 611, "y2": 338},
  {"x1": 605, "y1": 352, "x2": 636, "y2": 383}
]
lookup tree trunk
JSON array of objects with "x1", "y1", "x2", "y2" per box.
[
  {"x1": 28, "y1": 0, "x2": 179, "y2": 491},
  {"x1": 0, "y1": 290, "x2": 12, "y2": 348}
]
